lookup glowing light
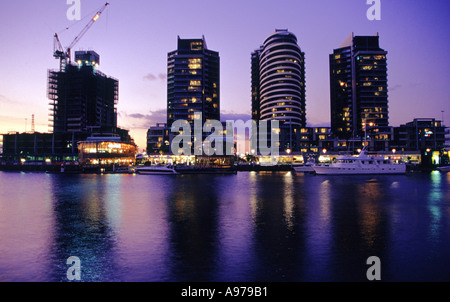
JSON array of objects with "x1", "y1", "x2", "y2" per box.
[{"x1": 108, "y1": 143, "x2": 122, "y2": 149}]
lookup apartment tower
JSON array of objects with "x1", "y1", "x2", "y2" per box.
[
  {"x1": 330, "y1": 33, "x2": 389, "y2": 145},
  {"x1": 252, "y1": 29, "x2": 306, "y2": 151}
]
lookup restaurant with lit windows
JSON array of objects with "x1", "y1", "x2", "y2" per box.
[{"x1": 78, "y1": 136, "x2": 136, "y2": 167}]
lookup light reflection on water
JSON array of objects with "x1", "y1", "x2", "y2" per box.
[{"x1": 0, "y1": 171, "x2": 449, "y2": 281}]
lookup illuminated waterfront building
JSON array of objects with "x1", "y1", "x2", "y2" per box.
[
  {"x1": 390, "y1": 118, "x2": 446, "y2": 152},
  {"x1": 167, "y1": 36, "x2": 220, "y2": 128},
  {"x1": 252, "y1": 29, "x2": 306, "y2": 128},
  {"x1": 329, "y1": 33, "x2": 389, "y2": 146},
  {"x1": 0, "y1": 50, "x2": 135, "y2": 168},
  {"x1": 251, "y1": 29, "x2": 306, "y2": 152},
  {"x1": 78, "y1": 136, "x2": 136, "y2": 167},
  {"x1": 147, "y1": 123, "x2": 170, "y2": 154}
]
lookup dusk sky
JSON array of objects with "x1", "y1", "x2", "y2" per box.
[{"x1": 1, "y1": 0, "x2": 449, "y2": 151}]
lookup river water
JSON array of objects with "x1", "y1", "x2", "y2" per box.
[{"x1": 0, "y1": 170, "x2": 449, "y2": 282}]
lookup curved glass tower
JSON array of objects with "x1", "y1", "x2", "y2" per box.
[{"x1": 252, "y1": 29, "x2": 306, "y2": 128}]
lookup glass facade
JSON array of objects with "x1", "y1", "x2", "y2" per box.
[{"x1": 78, "y1": 140, "x2": 136, "y2": 166}]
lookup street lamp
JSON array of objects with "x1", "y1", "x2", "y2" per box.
[
  {"x1": 364, "y1": 120, "x2": 374, "y2": 148},
  {"x1": 286, "y1": 148, "x2": 292, "y2": 166}
]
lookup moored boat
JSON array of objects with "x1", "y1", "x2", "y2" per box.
[
  {"x1": 437, "y1": 166, "x2": 450, "y2": 172},
  {"x1": 174, "y1": 164, "x2": 237, "y2": 174},
  {"x1": 312, "y1": 147, "x2": 406, "y2": 175},
  {"x1": 135, "y1": 164, "x2": 178, "y2": 175},
  {"x1": 292, "y1": 163, "x2": 315, "y2": 173}
]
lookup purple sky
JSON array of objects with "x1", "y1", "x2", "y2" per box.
[{"x1": 0, "y1": 0, "x2": 449, "y2": 151}]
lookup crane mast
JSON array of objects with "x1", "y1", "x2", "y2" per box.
[{"x1": 53, "y1": 2, "x2": 109, "y2": 71}]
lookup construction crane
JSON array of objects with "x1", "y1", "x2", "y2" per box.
[{"x1": 53, "y1": 2, "x2": 109, "y2": 71}]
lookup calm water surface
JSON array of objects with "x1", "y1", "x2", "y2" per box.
[{"x1": 0, "y1": 170, "x2": 449, "y2": 282}]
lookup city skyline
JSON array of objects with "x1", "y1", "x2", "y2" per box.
[{"x1": 0, "y1": 1, "x2": 449, "y2": 151}]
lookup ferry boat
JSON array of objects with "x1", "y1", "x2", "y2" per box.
[
  {"x1": 135, "y1": 164, "x2": 178, "y2": 175},
  {"x1": 312, "y1": 147, "x2": 406, "y2": 175}
]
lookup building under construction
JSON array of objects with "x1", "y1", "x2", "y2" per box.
[
  {"x1": 0, "y1": 3, "x2": 137, "y2": 171},
  {"x1": 48, "y1": 50, "x2": 118, "y2": 134}
]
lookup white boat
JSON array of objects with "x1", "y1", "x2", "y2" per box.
[
  {"x1": 293, "y1": 163, "x2": 315, "y2": 173},
  {"x1": 312, "y1": 147, "x2": 406, "y2": 175},
  {"x1": 135, "y1": 164, "x2": 178, "y2": 175},
  {"x1": 437, "y1": 166, "x2": 450, "y2": 172}
]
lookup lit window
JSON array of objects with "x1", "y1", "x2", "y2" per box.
[
  {"x1": 191, "y1": 42, "x2": 203, "y2": 50},
  {"x1": 188, "y1": 58, "x2": 202, "y2": 69},
  {"x1": 189, "y1": 63, "x2": 201, "y2": 69}
]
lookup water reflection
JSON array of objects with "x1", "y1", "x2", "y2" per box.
[
  {"x1": 48, "y1": 174, "x2": 120, "y2": 281},
  {"x1": 303, "y1": 177, "x2": 333, "y2": 281},
  {"x1": 428, "y1": 171, "x2": 443, "y2": 242},
  {"x1": 249, "y1": 172, "x2": 306, "y2": 281},
  {"x1": 0, "y1": 171, "x2": 450, "y2": 281},
  {"x1": 166, "y1": 175, "x2": 221, "y2": 281},
  {"x1": 0, "y1": 173, "x2": 54, "y2": 281},
  {"x1": 283, "y1": 172, "x2": 295, "y2": 230}
]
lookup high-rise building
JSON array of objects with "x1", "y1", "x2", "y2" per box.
[
  {"x1": 252, "y1": 29, "x2": 306, "y2": 151},
  {"x1": 48, "y1": 50, "x2": 118, "y2": 133},
  {"x1": 330, "y1": 33, "x2": 389, "y2": 142},
  {"x1": 167, "y1": 36, "x2": 220, "y2": 128}
]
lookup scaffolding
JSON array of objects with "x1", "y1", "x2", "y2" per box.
[{"x1": 47, "y1": 63, "x2": 118, "y2": 134}]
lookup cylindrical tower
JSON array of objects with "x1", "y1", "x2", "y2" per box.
[{"x1": 258, "y1": 29, "x2": 306, "y2": 127}]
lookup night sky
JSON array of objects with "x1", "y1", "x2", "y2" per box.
[{"x1": 1, "y1": 0, "x2": 449, "y2": 151}]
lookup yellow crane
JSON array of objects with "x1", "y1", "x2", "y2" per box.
[{"x1": 53, "y1": 2, "x2": 109, "y2": 71}]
